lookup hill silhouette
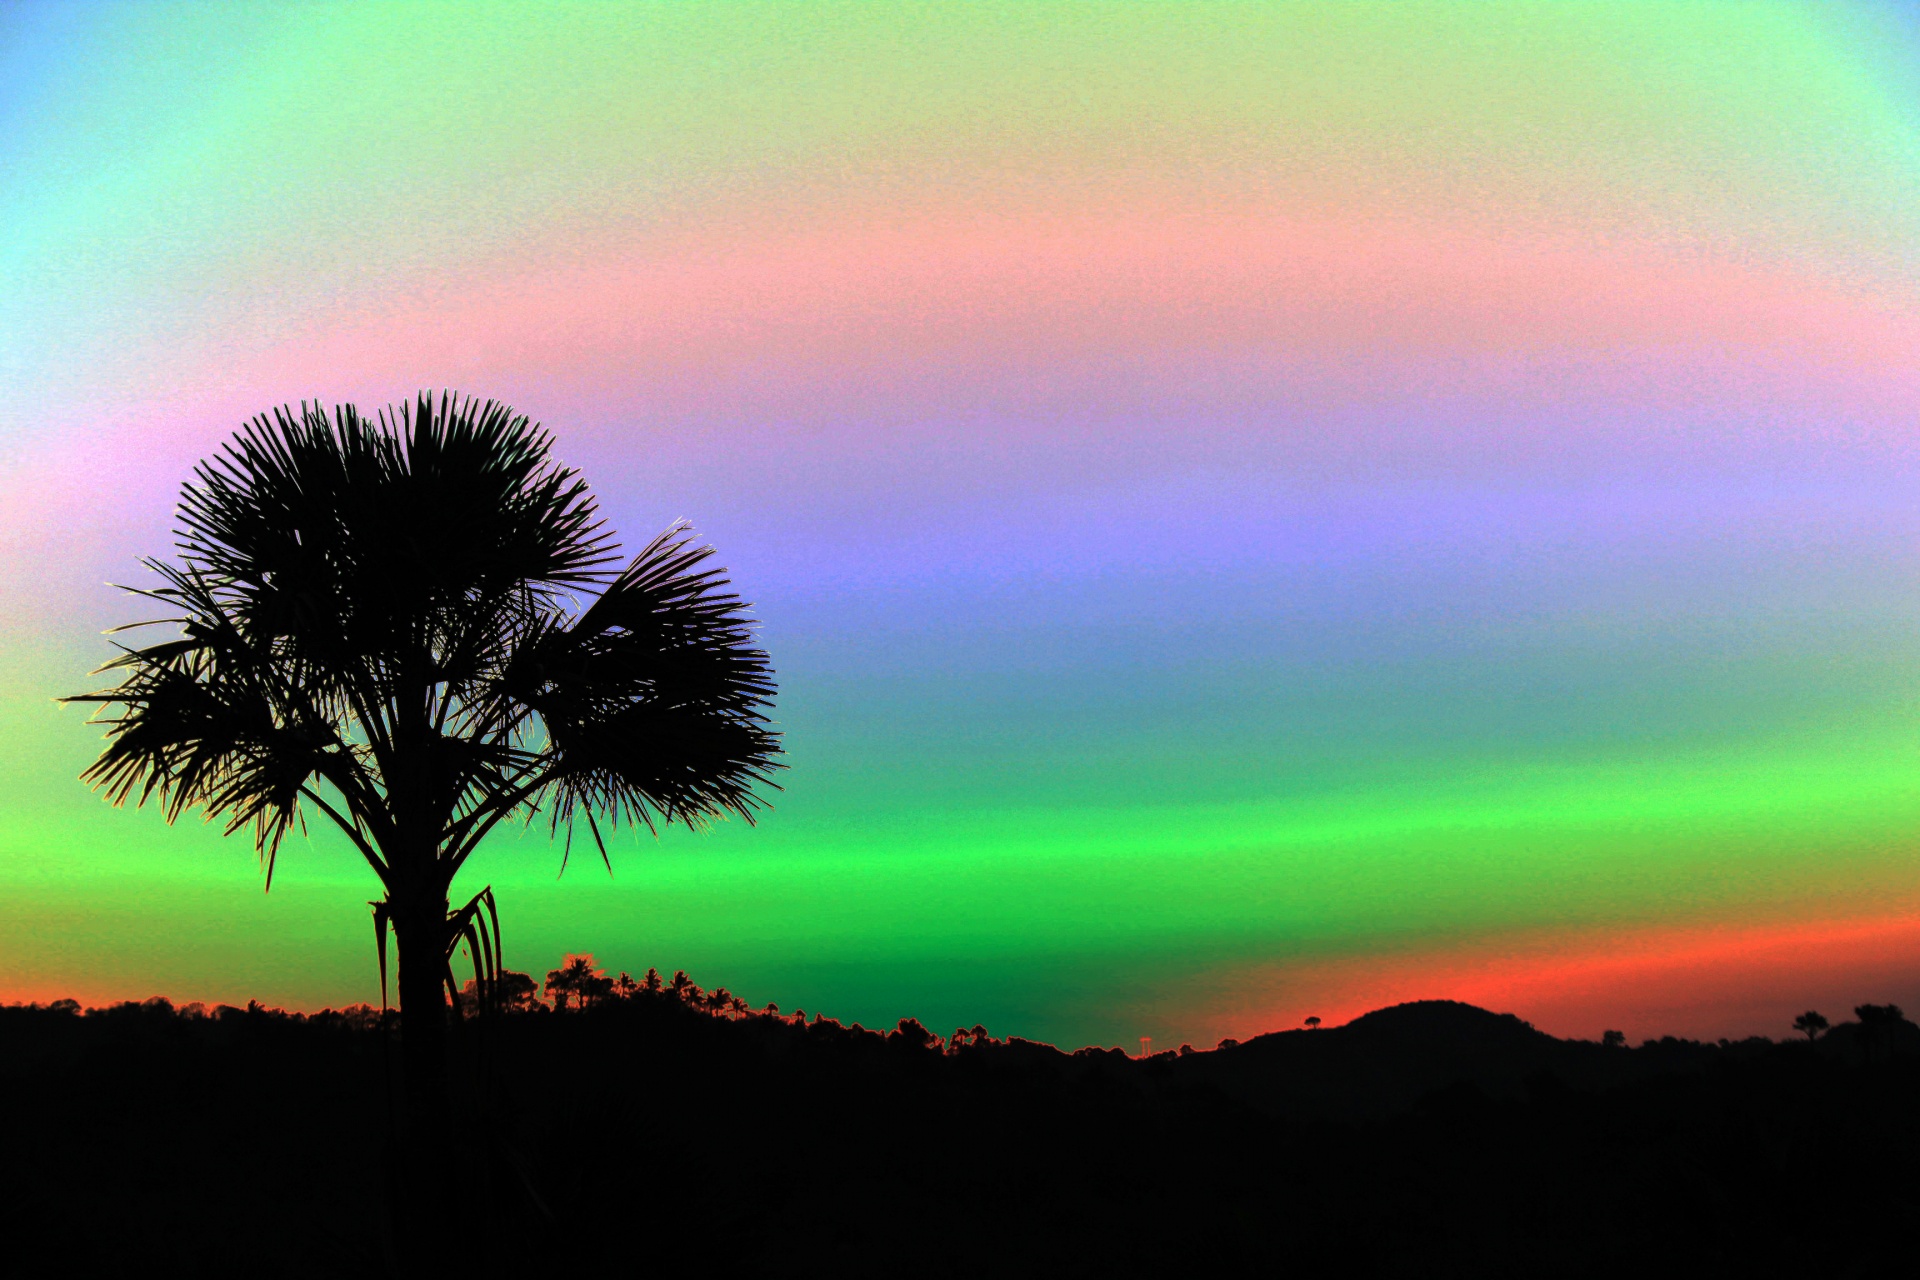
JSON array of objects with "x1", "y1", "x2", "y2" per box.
[
  {"x1": 1160, "y1": 998, "x2": 1854, "y2": 1120},
  {"x1": 1170, "y1": 999, "x2": 1569, "y2": 1118},
  {"x1": 5, "y1": 984, "x2": 1918, "y2": 1276}
]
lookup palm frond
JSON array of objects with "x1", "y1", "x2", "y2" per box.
[
  {"x1": 506, "y1": 525, "x2": 783, "y2": 847},
  {"x1": 66, "y1": 573, "x2": 340, "y2": 880}
]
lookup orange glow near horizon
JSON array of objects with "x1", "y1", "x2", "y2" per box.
[{"x1": 1189, "y1": 909, "x2": 1920, "y2": 1047}]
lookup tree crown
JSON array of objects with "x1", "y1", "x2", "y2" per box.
[{"x1": 69, "y1": 393, "x2": 781, "y2": 890}]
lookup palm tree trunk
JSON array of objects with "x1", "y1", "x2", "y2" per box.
[
  {"x1": 392, "y1": 890, "x2": 450, "y2": 1259},
  {"x1": 395, "y1": 893, "x2": 451, "y2": 1138}
]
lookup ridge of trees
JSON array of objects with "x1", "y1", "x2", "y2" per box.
[{"x1": 6, "y1": 959, "x2": 1911, "y2": 1065}]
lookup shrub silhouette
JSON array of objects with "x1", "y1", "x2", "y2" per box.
[
  {"x1": 64, "y1": 393, "x2": 781, "y2": 1251},
  {"x1": 1792, "y1": 1010, "x2": 1829, "y2": 1042}
]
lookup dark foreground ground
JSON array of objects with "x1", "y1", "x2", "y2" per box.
[{"x1": 5, "y1": 992, "x2": 1919, "y2": 1277}]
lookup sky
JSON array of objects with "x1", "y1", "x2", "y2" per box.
[{"x1": 5, "y1": 0, "x2": 1920, "y2": 1050}]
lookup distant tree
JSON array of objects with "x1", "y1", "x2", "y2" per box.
[
  {"x1": 502, "y1": 970, "x2": 540, "y2": 1012},
  {"x1": 546, "y1": 954, "x2": 612, "y2": 1012},
  {"x1": 63, "y1": 395, "x2": 782, "y2": 1241},
  {"x1": 545, "y1": 961, "x2": 579, "y2": 1012},
  {"x1": 641, "y1": 968, "x2": 663, "y2": 994},
  {"x1": 458, "y1": 969, "x2": 539, "y2": 1015},
  {"x1": 612, "y1": 972, "x2": 638, "y2": 1001},
  {"x1": 947, "y1": 1024, "x2": 995, "y2": 1053},
  {"x1": 1216, "y1": 1037, "x2": 1240, "y2": 1050},
  {"x1": 1304, "y1": 1016, "x2": 1321, "y2": 1031},
  {"x1": 1792, "y1": 1010, "x2": 1829, "y2": 1042},
  {"x1": 1601, "y1": 1029, "x2": 1626, "y2": 1049},
  {"x1": 1855, "y1": 1003, "x2": 1904, "y2": 1061},
  {"x1": 890, "y1": 1017, "x2": 940, "y2": 1051}
]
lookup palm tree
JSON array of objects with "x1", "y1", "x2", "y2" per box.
[
  {"x1": 66, "y1": 393, "x2": 780, "y2": 1166},
  {"x1": 547, "y1": 955, "x2": 607, "y2": 1013}
]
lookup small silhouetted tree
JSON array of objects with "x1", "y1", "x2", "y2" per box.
[
  {"x1": 1304, "y1": 1016, "x2": 1321, "y2": 1030},
  {"x1": 546, "y1": 954, "x2": 614, "y2": 1012},
  {"x1": 544, "y1": 958, "x2": 581, "y2": 1012},
  {"x1": 1855, "y1": 1003, "x2": 1904, "y2": 1061},
  {"x1": 890, "y1": 1017, "x2": 940, "y2": 1050},
  {"x1": 502, "y1": 970, "x2": 541, "y2": 1012},
  {"x1": 457, "y1": 969, "x2": 539, "y2": 1015},
  {"x1": 948, "y1": 1024, "x2": 995, "y2": 1053},
  {"x1": 1601, "y1": 1029, "x2": 1626, "y2": 1049},
  {"x1": 585, "y1": 972, "x2": 615, "y2": 1007},
  {"x1": 1792, "y1": 1010, "x2": 1829, "y2": 1042}
]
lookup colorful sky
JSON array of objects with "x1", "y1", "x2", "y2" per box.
[{"x1": 5, "y1": 1, "x2": 1920, "y2": 1050}]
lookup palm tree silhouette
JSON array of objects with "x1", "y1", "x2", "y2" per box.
[
  {"x1": 66, "y1": 394, "x2": 780, "y2": 1204},
  {"x1": 547, "y1": 954, "x2": 610, "y2": 1012}
]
